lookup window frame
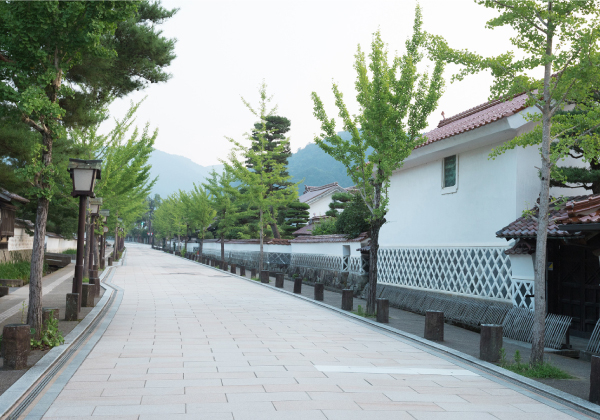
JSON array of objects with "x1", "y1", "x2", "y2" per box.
[{"x1": 441, "y1": 154, "x2": 458, "y2": 194}]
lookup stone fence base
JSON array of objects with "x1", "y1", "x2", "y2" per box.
[
  {"x1": 0, "y1": 250, "x2": 32, "y2": 264},
  {"x1": 286, "y1": 265, "x2": 368, "y2": 295}
]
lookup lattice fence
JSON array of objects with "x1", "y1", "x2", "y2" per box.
[
  {"x1": 511, "y1": 279, "x2": 534, "y2": 310},
  {"x1": 587, "y1": 319, "x2": 600, "y2": 354},
  {"x1": 502, "y1": 307, "x2": 572, "y2": 350},
  {"x1": 291, "y1": 253, "x2": 366, "y2": 274},
  {"x1": 378, "y1": 247, "x2": 512, "y2": 302},
  {"x1": 200, "y1": 249, "x2": 290, "y2": 271}
]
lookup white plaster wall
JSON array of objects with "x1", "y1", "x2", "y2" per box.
[
  {"x1": 308, "y1": 195, "x2": 334, "y2": 218},
  {"x1": 200, "y1": 242, "x2": 291, "y2": 254},
  {"x1": 291, "y1": 242, "x2": 363, "y2": 257},
  {"x1": 45, "y1": 237, "x2": 61, "y2": 253},
  {"x1": 509, "y1": 254, "x2": 535, "y2": 281},
  {"x1": 380, "y1": 140, "x2": 519, "y2": 247},
  {"x1": 8, "y1": 227, "x2": 33, "y2": 251}
]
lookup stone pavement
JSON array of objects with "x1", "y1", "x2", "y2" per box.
[{"x1": 28, "y1": 244, "x2": 594, "y2": 419}]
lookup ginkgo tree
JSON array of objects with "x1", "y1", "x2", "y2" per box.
[
  {"x1": 223, "y1": 83, "x2": 297, "y2": 272},
  {"x1": 443, "y1": 0, "x2": 600, "y2": 366},
  {"x1": 311, "y1": 6, "x2": 445, "y2": 315}
]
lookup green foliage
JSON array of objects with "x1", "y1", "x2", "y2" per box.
[
  {"x1": 353, "y1": 305, "x2": 376, "y2": 319},
  {"x1": 223, "y1": 81, "x2": 298, "y2": 256},
  {"x1": 326, "y1": 192, "x2": 353, "y2": 218},
  {"x1": 61, "y1": 249, "x2": 77, "y2": 255},
  {"x1": 203, "y1": 170, "x2": 245, "y2": 240},
  {"x1": 335, "y1": 193, "x2": 371, "y2": 238},
  {"x1": 311, "y1": 6, "x2": 445, "y2": 226},
  {"x1": 498, "y1": 349, "x2": 572, "y2": 379},
  {"x1": 0, "y1": 260, "x2": 48, "y2": 283},
  {"x1": 30, "y1": 317, "x2": 65, "y2": 349},
  {"x1": 311, "y1": 218, "x2": 337, "y2": 236},
  {"x1": 282, "y1": 201, "x2": 310, "y2": 238}
]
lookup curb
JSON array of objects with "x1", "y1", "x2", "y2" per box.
[
  {"x1": 0, "y1": 265, "x2": 117, "y2": 418},
  {"x1": 171, "y1": 253, "x2": 600, "y2": 419}
]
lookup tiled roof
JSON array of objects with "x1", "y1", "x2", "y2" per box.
[
  {"x1": 201, "y1": 238, "x2": 290, "y2": 246},
  {"x1": 418, "y1": 94, "x2": 529, "y2": 149},
  {"x1": 558, "y1": 195, "x2": 600, "y2": 225},
  {"x1": 292, "y1": 224, "x2": 314, "y2": 236},
  {"x1": 304, "y1": 182, "x2": 340, "y2": 194},
  {"x1": 0, "y1": 188, "x2": 29, "y2": 204},
  {"x1": 504, "y1": 240, "x2": 535, "y2": 255},
  {"x1": 15, "y1": 218, "x2": 34, "y2": 229},
  {"x1": 496, "y1": 195, "x2": 595, "y2": 239},
  {"x1": 290, "y1": 232, "x2": 369, "y2": 244},
  {"x1": 45, "y1": 232, "x2": 63, "y2": 239}
]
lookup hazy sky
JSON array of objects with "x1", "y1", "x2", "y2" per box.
[{"x1": 105, "y1": 0, "x2": 517, "y2": 166}]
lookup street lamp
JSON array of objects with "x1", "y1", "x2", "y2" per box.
[{"x1": 67, "y1": 159, "x2": 101, "y2": 313}]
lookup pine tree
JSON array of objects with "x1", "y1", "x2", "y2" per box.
[
  {"x1": 282, "y1": 201, "x2": 310, "y2": 238},
  {"x1": 325, "y1": 192, "x2": 353, "y2": 218}
]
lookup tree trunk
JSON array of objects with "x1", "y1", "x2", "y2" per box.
[
  {"x1": 27, "y1": 197, "x2": 49, "y2": 339},
  {"x1": 367, "y1": 219, "x2": 383, "y2": 316},
  {"x1": 93, "y1": 220, "x2": 99, "y2": 269},
  {"x1": 259, "y1": 208, "x2": 264, "y2": 273},
  {"x1": 184, "y1": 224, "x2": 188, "y2": 254},
  {"x1": 531, "y1": 20, "x2": 554, "y2": 366},
  {"x1": 200, "y1": 236, "x2": 204, "y2": 258},
  {"x1": 269, "y1": 206, "x2": 280, "y2": 239}
]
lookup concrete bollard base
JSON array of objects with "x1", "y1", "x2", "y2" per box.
[
  {"x1": 480, "y1": 324, "x2": 503, "y2": 362},
  {"x1": 342, "y1": 289, "x2": 354, "y2": 311},
  {"x1": 376, "y1": 298, "x2": 389, "y2": 323},
  {"x1": 230, "y1": 264, "x2": 237, "y2": 275},
  {"x1": 42, "y1": 308, "x2": 60, "y2": 332},
  {"x1": 275, "y1": 273, "x2": 284, "y2": 288},
  {"x1": 240, "y1": 266, "x2": 246, "y2": 276},
  {"x1": 82, "y1": 284, "x2": 95, "y2": 308},
  {"x1": 250, "y1": 268, "x2": 257, "y2": 279},
  {"x1": 314, "y1": 283, "x2": 324, "y2": 301},
  {"x1": 424, "y1": 311, "x2": 444, "y2": 341},
  {"x1": 260, "y1": 270, "x2": 270, "y2": 284},
  {"x1": 2, "y1": 324, "x2": 30, "y2": 370},
  {"x1": 65, "y1": 293, "x2": 79, "y2": 321},
  {"x1": 293, "y1": 278, "x2": 302, "y2": 294},
  {"x1": 0, "y1": 286, "x2": 9, "y2": 297}
]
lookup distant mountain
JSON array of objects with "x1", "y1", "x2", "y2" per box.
[
  {"x1": 148, "y1": 149, "x2": 223, "y2": 198},
  {"x1": 149, "y1": 135, "x2": 353, "y2": 198},
  {"x1": 288, "y1": 142, "x2": 353, "y2": 192}
]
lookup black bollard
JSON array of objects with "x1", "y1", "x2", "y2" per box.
[
  {"x1": 275, "y1": 273, "x2": 284, "y2": 288},
  {"x1": 230, "y1": 264, "x2": 237, "y2": 274},
  {"x1": 424, "y1": 311, "x2": 444, "y2": 341},
  {"x1": 65, "y1": 293, "x2": 79, "y2": 321},
  {"x1": 293, "y1": 278, "x2": 302, "y2": 294},
  {"x1": 376, "y1": 298, "x2": 389, "y2": 323},
  {"x1": 314, "y1": 283, "x2": 324, "y2": 301},
  {"x1": 342, "y1": 289, "x2": 354, "y2": 311},
  {"x1": 2, "y1": 324, "x2": 30, "y2": 370},
  {"x1": 480, "y1": 324, "x2": 503, "y2": 362},
  {"x1": 260, "y1": 270, "x2": 270, "y2": 284}
]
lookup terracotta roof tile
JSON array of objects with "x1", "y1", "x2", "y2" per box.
[
  {"x1": 559, "y1": 195, "x2": 600, "y2": 225},
  {"x1": 290, "y1": 232, "x2": 369, "y2": 243},
  {"x1": 292, "y1": 224, "x2": 314, "y2": 236},
  {"x1": 496, "y1": 194, "x2": 597, "y2": 239},
  {"x1": 418, "y1": 94, "x2": 529, "y2": 149}
]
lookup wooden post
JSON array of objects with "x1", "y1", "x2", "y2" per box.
[
  {"x1": 314, "y1": 283, "x2": 324, "y2": 301},
  {"x1": 342, "y1": 289, "x2": 353, "y2": 311},
  {"x1": 376, "y1": 298, "x2": 389, "y2": 323},
  {"x1": 424, "y1": 311, "x2": 444, "y2": 341}
]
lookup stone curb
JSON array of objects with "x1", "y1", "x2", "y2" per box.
[
  {"x1": 0, "y1": 266, "x2": 116, "y2": 418},
  {"x1": 171, "y1": 253, "x2": 600, "y2": 419}
]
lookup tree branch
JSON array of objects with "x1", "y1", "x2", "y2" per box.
[
  {"x1": 492, "y1": 0, "x2": 548, "y2": 33},
  {"x1": 21, "y1": 116, "x2": 46, "y2": 134}
]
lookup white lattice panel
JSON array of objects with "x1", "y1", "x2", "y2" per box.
[
  {"x1": 511, "y1": 279, "x2": 534, "y2": 310},
  {"x1": 378, "y1": 247, "x2": 512, "y2": 301},
  {"x1": 348, "y1": 256, "x2": 367, "y2": 274},
  {"x1": 291, "y1": 253, "x2": 342, "y2": 271}
]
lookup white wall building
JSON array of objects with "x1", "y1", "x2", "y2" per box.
[
  {"x1": 378, "y1": 94, "x2": 585, "y2": 305},
  {"x1": 299, "y1": 182, "x2": 349, "y2": 218}
]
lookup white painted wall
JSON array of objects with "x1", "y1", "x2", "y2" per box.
[
  {"x1": 290, "y1": 242, "x2": 364, "y2": 257},
  {"x1": 201, "y1": 242, "x2": 291, "y2": 254},
  {"x1": 509, "y1": 254, "x2": 535, "y2": 282},
  {"x1": 307, "y1": 194, "x2": 334, "y2": 218},
  {"x1": 45, "y1": 236, "x2": 78, "y2": 253},
  {"x1": 8, "y1": 227, "x2": 33, "y2": 251},
  {"x1": 380, "y1": 110, "x2": 587, "y2": 248}
]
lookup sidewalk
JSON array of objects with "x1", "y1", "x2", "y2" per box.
[
  {"x1": 25, "y1": 244, "x2": 594, "y2": 420},
  {"x1": 0, "y1": 264, "x2": 106, "y2": 395}
]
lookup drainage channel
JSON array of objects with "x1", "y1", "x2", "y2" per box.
[{"x1": 3, "y1": 270, "x2": 120, "y2": 420}]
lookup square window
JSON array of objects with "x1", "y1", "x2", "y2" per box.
[{"x1": 443, "y1": 155, "x2": 457, "y2": 188}]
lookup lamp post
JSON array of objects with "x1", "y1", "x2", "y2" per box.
[
  {"x1": 88, "y1": 198, "x2": 102, "y2": 296},
  {"x1": 67, "y1": 159, "x2": 101, "y2": 313}
]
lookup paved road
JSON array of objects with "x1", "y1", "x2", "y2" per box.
[{"x1": 33, "y1": 244, "x2": 590, "y2": 419}]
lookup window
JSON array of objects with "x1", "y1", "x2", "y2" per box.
[{"x1": 442, "y1": 155, "x2": 458, "y2": 193}]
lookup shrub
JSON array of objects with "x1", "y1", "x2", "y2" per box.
[
  {"x1": 61, "y1": 249, "x2": 77, "y2": 255},
  {"x1": 0, "y1": 260, "x2": 47, "y2": 283}
]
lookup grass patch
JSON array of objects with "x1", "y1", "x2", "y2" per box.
[
  {"x1": 499, "y1": 349, "x2": 573, "y2": 379},
  {"x1": 352, "y1": 305, "x2": 376, "y2": 319},
  {"x1": 61, "y1": 249, "x2": 77, "y2": 255},
  {"x1": 0, "y1": 260, "x2": 49, "y2": 284},
  {"x1": 83, "y1": 277, "x2": 89, "y2": 284},
  {"x1": 250, "y1": 277, "x2": 260, "y2": 282}
]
